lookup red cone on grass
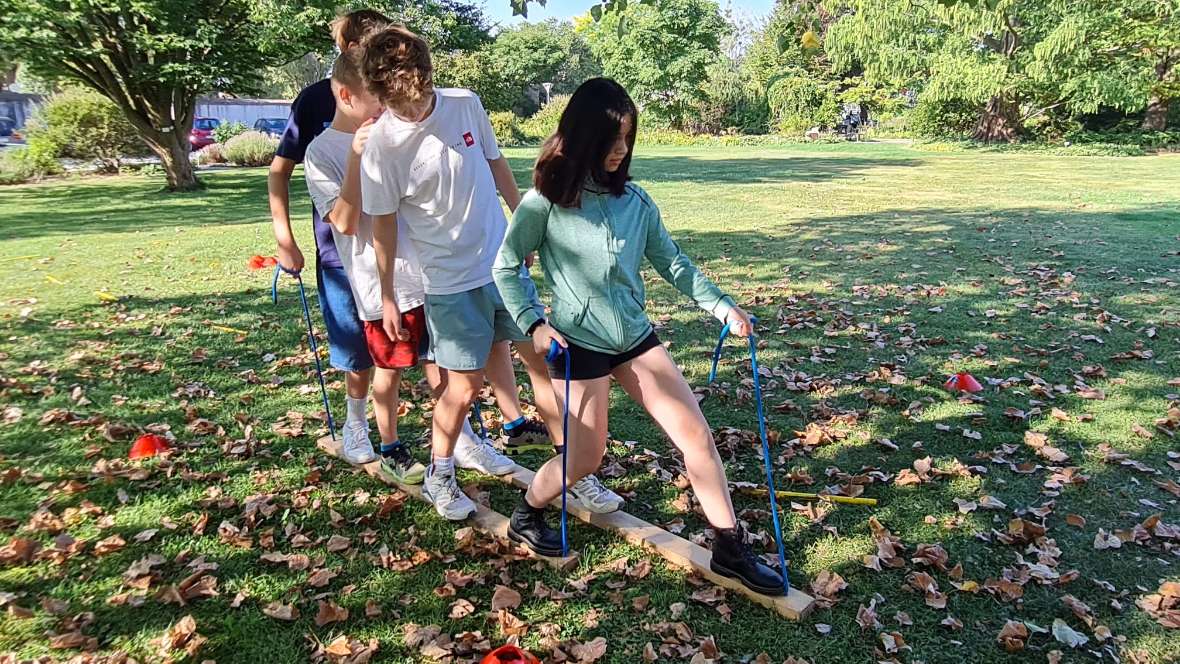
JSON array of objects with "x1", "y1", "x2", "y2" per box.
[
  {"x1": 129, "y1": 433, "x2": 170, "y2": 459},
  {"x1": 944, "y1": 371, "x2": 983, "y2": 393},
  {"x1": 480, "y1": 645, "x2": 540, "y2": 664},
  {"x1": 247, "y1": 255, "x2": 277, "y2": 270}
]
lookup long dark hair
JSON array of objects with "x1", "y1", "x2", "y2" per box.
[{"x1": 533, "y1": 78, "x2": 638, "y2": 208}]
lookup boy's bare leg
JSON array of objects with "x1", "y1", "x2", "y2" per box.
[
  {"x1": 431, "y1": 369, "x2": 485, "y2": 461},
  {"x1": 345, "y1": 368, "x2": 372, "y2": 400},
  {"x1": 486, "y1": 342, "x2": 525, "y2": 422},
  {"x1": 423, "y1": 361, "x2": 446, "y2": 399},
  {"x1": 514, "y1": 343, "x2": 564, "y2": 446},
  {"x1": 370, "y1": 367, "x2": 401, "y2": 444}
]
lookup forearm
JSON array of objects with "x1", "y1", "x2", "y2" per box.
[
  {"x1": 372, "y1": 213, "x2": 398, "y2": 303},
  {"x1": 489, "y1": 158, "x2": 521, "y2": 212},
  {"x1": 328, "y1": 154, "x2": 364, "y2": 235},
  {"x1": 268, "y1": 158, "x2": 297, "y2": 245}
]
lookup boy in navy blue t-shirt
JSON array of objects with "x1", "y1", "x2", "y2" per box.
[{"x1": 268, "y1": 11, "x2": 392, "y2": 461}]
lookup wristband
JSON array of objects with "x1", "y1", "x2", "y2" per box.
[{"x1": 526, "y1": 318, "x2": 547, "y2": 336}]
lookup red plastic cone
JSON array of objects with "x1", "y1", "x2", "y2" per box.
[
  {"x1": 944, "y1": 371, "x2": 983, "y2": 393},
  {"x1": 129, "y1": 433, "x2": 170, "y2": 459},
  {"x1": 480, "y1": 645, "x2": 540, "y2": 664},
  {"x1": 247, "y1": 255, "x2": 267, "y2": 270}
]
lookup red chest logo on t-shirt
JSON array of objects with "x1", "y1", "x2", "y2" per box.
[{"x1": 462, "y1": 131, "x2": 475, "y2": 147}]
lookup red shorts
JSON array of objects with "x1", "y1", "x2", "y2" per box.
[{"x1": 363, "y1": 306, "x2": 427, "y2": 370}]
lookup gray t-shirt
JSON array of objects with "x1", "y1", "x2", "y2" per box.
[{"x1": 305, "y1": 126, "x2": 426, "y2": 320}]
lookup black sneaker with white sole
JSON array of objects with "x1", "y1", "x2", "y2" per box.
[{"x1": 502, "y1": 418, "x2": 552, "y2": 454}]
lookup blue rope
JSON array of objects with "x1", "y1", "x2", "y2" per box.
[
  {"x1": 707, "y1": 317, "x2": 790, "y2": 594},
  {"x1": 545, "y1": 339, "x2": 571, "y2": 557},
  {"x1": 272, "y1": 264, "x2": 337, "y2": 441},
  {"x1": 471, "y1": 400, "x2": 489, "y2": 440}
]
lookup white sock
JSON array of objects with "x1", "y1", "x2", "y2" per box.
[
  {"x1": 458, "y1": 419, "x2": 481, "y2": 447},
  {"x1": 431, "y1": 456, "x2": 454, "y2": 476},
  {"x1": 346, "y1": 396, "x2": 367, "y2": 423}
]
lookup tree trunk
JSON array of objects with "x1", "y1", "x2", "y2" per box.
[
  {"x1": 1142, "y1": 95, "x2": 1170, "y2": 131},
  {"x1": 973, "y1": 94, "x2": 1021, "y2": 143},
  {"x1": 155, "y1": 133, "x2": 200, "y2": 191}
]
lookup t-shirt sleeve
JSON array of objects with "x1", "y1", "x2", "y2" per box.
[
  {"x1": 360, "y1": 131, "x2": 402, "y2": 217},
  {"x1": 471, "y1": 94, "x2": 502, "y2": 161},
  {"x1": 275, "y1": 90, "x2": 311, "y2": 163},
  {"x1": 302, "y1": 144, "x2": 341, "y2": 221}
]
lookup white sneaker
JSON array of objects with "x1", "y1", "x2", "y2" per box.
[
  {"x1": 422, "y1": 469, "x2": 477, "y2": 521},
  {"x1": 455, "y1": 434, "x2": 516, "y2": 476},
  {"x1": 340, "y1": 420, "x2": 377, "y2": 464},
  {"x1": 569, "y1": 474, "x2": 624, "y2": 514}
]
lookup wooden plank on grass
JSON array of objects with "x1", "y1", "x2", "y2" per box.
[
  {"x1": 317, "y1": 436, "x2": 579, "y2": 572},
  {"x1": 498, "y1": 464, "x2": 815, "y2": 621}
]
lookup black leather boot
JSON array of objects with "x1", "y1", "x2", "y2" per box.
[
  {"x1": 709, "y1": 525, "x2": 786, "y2": 596},
  {"x1": 508, "y1": 495, "x2": 565, "y2": 557}
]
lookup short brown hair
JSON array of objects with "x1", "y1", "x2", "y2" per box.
[
  {"x1": 330, "y1": 48, "x2": 365, "y2": 92},
  {"x1": 331, "y1": 9, "x2": 393, "y2": 49},
  {"x1": 361, "y1": 26, "x2": 433, "y2": 109}
]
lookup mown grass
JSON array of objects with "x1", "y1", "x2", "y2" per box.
[{"x1": 0, "y1": 144, "x2": 1178, "y2": 663}]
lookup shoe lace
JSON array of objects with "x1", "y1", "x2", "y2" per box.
[
  {"x1": 438, "y1": 475, "x2": 467, "y2": 503},
  {"x1": 343, "y1": 422, "x2": 369, "y2": 449},
  {"x1": 518, "y1": 419, "x2": 547, "y2": 435},
  {"x1": 730, "y1": 527, "x2": 764, "y2": 567},
  {"x1": 575, "y1": 474, "x2": 608, "y2": 498}
]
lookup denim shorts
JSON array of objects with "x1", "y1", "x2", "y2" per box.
[
  {"x1": 316, "y1": 262, "x2": 374, "y2": 372},
  {"x1": 424, "y1": 280, "x2": 532, "y2": 371}
]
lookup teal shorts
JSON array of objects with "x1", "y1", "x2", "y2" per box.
[{"x1": 425, "y1": 280, "x2": 532, "y2": 371}]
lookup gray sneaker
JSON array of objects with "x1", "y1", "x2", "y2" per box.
[
  {"x1": 455, "y1": 433, "x2": 516, "y2": 476},
  {"x1": 421, "y1": 469, "x2": 477, "y2": 521},
  {"x1": 341, "y1": 420, "x2": 377, "y2": 464},
  {"x1": 569, "y1": 474, "x2": 624, "y2": 514}
]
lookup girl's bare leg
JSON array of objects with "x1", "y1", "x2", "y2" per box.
[{"x1": 523, "y1": 376, "x2": 610, "y2": 507}]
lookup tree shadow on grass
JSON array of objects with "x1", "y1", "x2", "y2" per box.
[{"x1": 1, "y1": 200, "x2": 1178, "y2": 662}]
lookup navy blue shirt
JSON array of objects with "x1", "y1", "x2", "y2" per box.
[{"x1": 276, "y1": 78, "x2": 341, "y2": 268}]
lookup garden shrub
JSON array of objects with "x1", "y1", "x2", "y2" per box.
[
  {"x1": 908, "y1": 97, "x2": 980, "y2": 139},
  {"x1": 222, "y1": 131, "x2": 278, "y2": 167},
  {"x1": 766, "y1": 70, "x2": 839, "y2": 134},
  {"x1": 0, "y1": 146, "x2": 62, "y2": 185},
  {"x1": 194, "y1": 143, "x2": 228, "y2": 166},
  {"x1": 212, "y1": 121, "x2": 248, "y2": 144},
  {"x1": 24, "y1": 87, "x2": 148, "y2": 172},
  {"x1": 520, "y1": 95, "x2": 569, "y2": 143},
  {"x1": 488, "y1": 111, "x2": 525, "y2": 147}
]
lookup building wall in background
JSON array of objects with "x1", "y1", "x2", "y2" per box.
[{"x1": 196, "y1": 98, "x2": 291, "y2": 126}]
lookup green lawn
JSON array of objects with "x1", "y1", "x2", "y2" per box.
[{"x1": 1, "y1": 144, "x2": 1178, "y2": 663}]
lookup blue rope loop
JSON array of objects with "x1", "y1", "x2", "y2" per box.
[
  {"x1": 546, "y1": 338, "x2": 571, "y2": 557},
  {"x1": 707, "y1": 316, "x2": 791, "y2": 594},
  {"x1": 272, "y1": 264, "x2": 337, "y2": 441}
]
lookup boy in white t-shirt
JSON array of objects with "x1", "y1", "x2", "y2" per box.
[
  {"x1": 305, "y1": 49, "x2": 508, "y2": 483},
  {"x1": 359, "y1": 27, "x2": 612, "y2": 522}
]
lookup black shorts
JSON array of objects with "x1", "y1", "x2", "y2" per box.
[{"x1": 548, "y1": 330, "x2": 662, "y2": 381}]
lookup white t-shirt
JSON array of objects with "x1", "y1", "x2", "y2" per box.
[
  {"x1": 360, "y1": 88, "x2": 507, "y2": 296},
  {"x1": 304, "y1": 127, "x2": 426, "y2": 321}
]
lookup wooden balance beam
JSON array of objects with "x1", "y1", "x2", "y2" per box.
[
  {"x1": 317, "y1": 437, "x2": 579, "y2": 572},
  {"x1": 495, "y1": 464, "x2": 815, "y2": 621}
]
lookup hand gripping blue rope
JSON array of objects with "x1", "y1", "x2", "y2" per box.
[
  {"x1": 272, "y1": 264, "x2": 337, "y2": 441},
  {"x1": 545, "y1": 339, "x2": 571, "y2": 557},
  {"x1": 707, "y1": 316, "x2": 791, "y2": 594}
]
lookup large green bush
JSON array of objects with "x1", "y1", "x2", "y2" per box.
[
  {"x1": 212, "y1": 121, "x2": 248, "y2": 144},
  {"x1": 0, "y1": 146, "x2": 62, "y2": 185},
  {"x1": 908, "y1": 97, "x2": 980, "y2": 139},
  {"x1": 488, "y1": 111, "x2": 525, "y2": 147},
  {"x1": 25, "y1": 87, "x2": 147, "y2": 172},
  {"x1": 766, "y1": 71, "x2": 839, "y2": 134},
  {"x1": 520, "y1": 95, "x2": 570, "y2": 143},
  {"x1": 222, "y1": 131, "x2": 278, "y2": 167}
]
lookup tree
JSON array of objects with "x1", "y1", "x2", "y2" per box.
[
  {"x1": 825, "y1": 0, "x2": 1062, "y2": 142},
  {"x1": 580, "y1": 0, "x2": 727, "y2": 127},
  {"x1": 1033, "y1": 0, "x2": 1179, "y2": 131},
  {"x1": 0, "y1": 0, "x2": 332, "y2": 190}
]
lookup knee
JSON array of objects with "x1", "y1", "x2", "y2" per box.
[{"x1": 443, "y1": 382, "x2": 480, "y2": 407}]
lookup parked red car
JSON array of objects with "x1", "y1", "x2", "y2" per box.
[{"x1": 190, "y1": 117, "x2": 220, "y2": 151}]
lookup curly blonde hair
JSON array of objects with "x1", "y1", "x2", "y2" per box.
[
  {"x1": 361, "y1": 26, "x2": 433, "y2": 110},
  {"x1": 330, "y1": 10, "x2": 392, "y2": 50}
]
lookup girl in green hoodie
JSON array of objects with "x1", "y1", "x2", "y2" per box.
[{"x1": 493, "y1": 78, "x2": 785, "y2": 596}]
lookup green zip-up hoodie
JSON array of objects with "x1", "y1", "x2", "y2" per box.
[{"x1": 494, "y1": 182, "x2": 735, "y2": 355}]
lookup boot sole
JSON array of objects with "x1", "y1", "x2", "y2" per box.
[
  {"x1": 507, "y1": 525, "x2": 566, "y2": 558},
  {"x1": 709, "y1": 559, "x2": 786, "y2": 596}
]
